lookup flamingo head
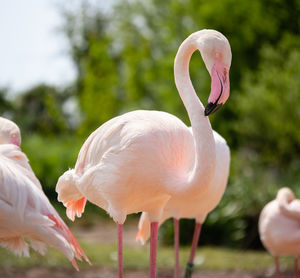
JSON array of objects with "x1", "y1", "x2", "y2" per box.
[
  {"x1": 276, "y1": 187, "x2": 295, "y2": 204},
  {"x1": 0, "y1": 117, "x2": 21, "y2": 146},
  {"x1": 195, "y1": 29, "x2": 232, "y2": 116}
]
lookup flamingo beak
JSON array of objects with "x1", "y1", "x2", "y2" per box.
[
  {"x1": 204, "y1": 78, "x2": 223, "y2": 116},
  {"x1": 204, "y1": 102, "x2": 223, "y2": 116},
  {"x1": 204, "y1": 60, "x2": 229, "y2": 116},
  {"x1": 10, "y1": 134, "x2": 21, "y2": 146},
  {"x1": 11, "y1": 138, "x2": 20, "y2": 146}
]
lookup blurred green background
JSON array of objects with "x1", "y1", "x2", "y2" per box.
[{"x1": 1, "y1": 0, "x2": 300, "y2": 251}]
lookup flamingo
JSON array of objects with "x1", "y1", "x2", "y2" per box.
[
  {"x1": 137, "y1": 129, "x2": 230, "y2": 278},
  {"x1": 55, "y1": 29, "x2": 232, "y2": 278},
  {"x1": 0, "y1": 117, "x2": 90, "y2": 270},
  {"x1": 259, "y1": 187, "x2": 300, "y2": 278}
]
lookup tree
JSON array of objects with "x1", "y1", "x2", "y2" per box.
[
  {"x1": 0, "y1": 88, "x2": 13, "y2": 116},
  {"x1": 13, "y1": 84, "x2": 69, "y2": 135},
  {"x1": 62, "y1": 5, "x2": 122, "y2": 135}
]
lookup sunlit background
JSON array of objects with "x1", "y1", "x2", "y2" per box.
[{"x1": 0, "y1": 0, "x2": 300, "y2": 276}]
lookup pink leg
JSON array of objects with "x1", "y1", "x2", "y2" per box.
[
  {"x1": 274, "y1": 256, "x2": 280, "y2": 278},
  {"x1": 118, "y1": 224, "x2": 123, "y2": 278},
  {"x1": 150, "y1": 222, "x2": 159, "y2": 278},
  {"x1": 294, "y1": 257, "x2": 298, "y2": 278},
  {"x1": 174, "y1": 218, "x2": 180, "y2": 278},
  {"x1": 184, "y1": 222, "x2": 202, "y2": 278}
]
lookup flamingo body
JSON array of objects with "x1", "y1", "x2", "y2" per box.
[
  {"x1": 137, "y1": 130, "x2": 230, "y2": 243},
  {"x1": 57, "y1": 110, "x2": 197, "y2": 224}
]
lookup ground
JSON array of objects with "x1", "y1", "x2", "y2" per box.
[
  {"x1": 0, "y1": 221, "x2": 294, "y2": 277},
  {"x1": 0, "y1": 267, "x2": 294, "y2": 278}
]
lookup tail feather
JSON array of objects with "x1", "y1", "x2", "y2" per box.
[
  {"x1": 66, "y1": 197, "x2": 86, "y2": 221},
  {"x1": 136, "y1": 212, "x2": 171, "y2": 245},
  {"x1": 72, "y1": 258, "x2": 79, "y2": 271},
  {"x1": 0, "y1": 237, "x2": 29, "y2": 257},
  {"x1": 47, "y1": 214, "x2": 91, "y2": 266},
  {"x1": 136, "y1": 212, "x2": 151, "y2": 244},
  {"x1": 29, "y1": 239, "x2": 47, "y2": 256},
  {"x1": 56, "y1": 169, "x2": 86, "y2": 221}
]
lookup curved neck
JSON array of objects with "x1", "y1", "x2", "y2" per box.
[
  {"x1": 277, "y1": 193, "x2": 300, "y2": 220},
  {"x1": 174, "y1": 36, "x2": 216, "y2": 196}
]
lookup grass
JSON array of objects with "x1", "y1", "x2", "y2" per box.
[{"x1": 0, "y1": 242, "x2": 294, "y2": 272}]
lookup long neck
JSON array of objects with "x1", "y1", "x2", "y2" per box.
[
  {"x1": 277, "y1": 193, "x2": 300, "y2": 220},
  {"x1": 174, "y1": 36, "x2": 216, "y2": 197}
]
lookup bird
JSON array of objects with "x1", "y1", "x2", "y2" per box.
[
  {"x1": 0, "y1": 117, "x2": 90, "y2": 270},
  {"x1": 259, "y1": 187, "x2": 300, "y2": 278},
  {"x1": 136, "y1": 129, "x2": 230, "y2": 278},
  {"x1": 55, "y1": 29, "x2": 232, "y2": 278}
]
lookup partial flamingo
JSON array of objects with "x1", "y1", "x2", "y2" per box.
[
  {"x1": 259, "y1": 187, "x2": 300, "y2": 278},
  {"x1": 56, "y1": 29, "x2": 231, "y2": 278},
  {"x1": 0, "y1": 117, "x2": 90, "y2": 270},
  {"x1": 137, "y1": 129, "x2": 230, "y2": 278}
]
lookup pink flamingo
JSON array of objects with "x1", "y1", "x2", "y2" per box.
[
  {"x1": 259, "y1": 187, "x2": 300, "y2": 278},
  {"x1": 137, "y1": 130, "x2": 230, "y2": 278},
  {"x1": 0, "y1": 117, "x2": 90, "y2": 270},
  {"x1": 56, "y1": 29, "x2": 231, "y2": 278}
]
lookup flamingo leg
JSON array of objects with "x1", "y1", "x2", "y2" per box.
[
  {"x1": 184, "y1": 222, "x2": 202, "y2": 278},
  {"x1": 150, "y1": 222, "x2": 159, "y2": 278},
  {"x1": 274, "y1": 256, "x2": 280, "y2": 278},
  {"x1": 117, "y1": 223, "x2": 123, "y2": 278},
  {"x1": 294, "y1": 256, "x2": 298, "y2": 278},
  {"x1": 174, "y1": 218, "x2": 180, "y2": 278}
]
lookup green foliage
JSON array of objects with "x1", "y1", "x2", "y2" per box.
[
  {"x1": 13, "y1": 84, "x2": 70, "y2": 135},
  {"x1": 0, "y1": 88, "x2": 13, "y2": 116},
  {"x1": 234, "y1": 35, "x2": 300, "y2": 164},
  {"x1": 21, "y1": 134, "x2": 83, "y2": 199},
  {"x1": 229, "y1": 33, "x2": 300, "y2": 210}
]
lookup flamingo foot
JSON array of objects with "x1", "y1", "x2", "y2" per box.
[
  {"x1": 184, "y1": 222, "x2": 202, "y2": 278},
  {"x1": 184, "y1": 263, "x2": 194, "y2": 278}
]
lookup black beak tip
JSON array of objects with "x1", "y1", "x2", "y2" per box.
[{"x1": 204, "y1": 102, "x2": 223, "y2": 116}]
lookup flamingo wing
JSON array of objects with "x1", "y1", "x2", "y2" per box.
[{"x1": 0, "y1": 146, "x2": 89, "y2": 268}]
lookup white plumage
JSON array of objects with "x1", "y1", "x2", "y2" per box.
[{"x1": 137, "y1": 130, "x2": 230, "y2": 243}]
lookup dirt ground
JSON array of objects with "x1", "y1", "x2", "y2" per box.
[{"x1": 0, "y1": 267, "x2": 294, "y2": 278}]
